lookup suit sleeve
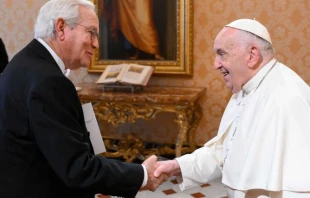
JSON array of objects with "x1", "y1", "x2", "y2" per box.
[{"x1": 27, "y1": 76, "x2": 143, "y2": 197}]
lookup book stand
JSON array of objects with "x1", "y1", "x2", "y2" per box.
[{"x1": 102, "y1": 83, "x2": 143, "y2": 93}]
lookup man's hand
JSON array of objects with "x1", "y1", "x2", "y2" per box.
[
  {"x1": 142, "y1": 155, "x2": 165, "y2": 191},
  {"x1": 154, "y1": 159, "x2": 181, "y2": 178}
]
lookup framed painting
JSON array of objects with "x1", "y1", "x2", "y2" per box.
[{"x1": 88, "y1": 0, "x2": 193, "y2": 76}]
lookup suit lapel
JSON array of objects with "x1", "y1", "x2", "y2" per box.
[{"x1": 27, "y1": 39, "x2": 62, "y2": 74}]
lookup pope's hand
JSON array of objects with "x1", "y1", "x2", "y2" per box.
[{"x1": 154, "y1": 159, "x2": 181, "y2": 178}]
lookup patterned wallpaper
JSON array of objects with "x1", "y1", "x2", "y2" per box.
[{"x1": 1, "y1": 0, "x2": 310, "y2": 146}]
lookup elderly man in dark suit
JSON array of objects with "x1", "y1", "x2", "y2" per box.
[
  {"x1": 0, "y1": 0, "x2": 165, "y2": 198},
  {"x1": 0, "y1": 38, "x2": 8, "y2": 74}
]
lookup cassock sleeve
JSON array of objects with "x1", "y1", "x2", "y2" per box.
[{"x1": 175, "y1": 137, "x2": 223, "y2": 191}]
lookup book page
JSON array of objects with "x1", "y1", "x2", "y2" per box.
[
  {"x1": 120, "y1": 64, "x2": 154, "y2": 86},
  {"x1": 96, "y1": 64, "x2": 128, "y2": 84}
]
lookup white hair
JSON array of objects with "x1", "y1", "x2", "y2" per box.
[
  {"x1": 235, "y1": 30, "x2": 275, "y2": 57},
  {"x1": 34, "y1": 0, "x2": 95, "y2": 41}
]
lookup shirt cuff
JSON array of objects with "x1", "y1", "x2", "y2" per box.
[{"x1": 141, "y1": 165, "x2": 148, "y2": 187}]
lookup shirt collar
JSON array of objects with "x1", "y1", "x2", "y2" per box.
[
  {"x1": 242, "y1": 58, "x2": 277, "y2": 94},
  {"x1": 36, "y1": 38, "x2": 70, "y2": 77}
]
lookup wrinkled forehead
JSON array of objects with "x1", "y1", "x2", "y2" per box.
[
  {"x1": 214, "y1": 27, "x2": 237, "y2": 51},
  {"x1": 78, "y1": 6, "x2": 99, "y2": 28}
]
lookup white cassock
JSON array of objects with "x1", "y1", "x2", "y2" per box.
[{"x1": 176, "y1": 59, "x2": 310, "y2": 198}]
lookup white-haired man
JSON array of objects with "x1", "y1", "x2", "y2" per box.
[
  {"x1": 0, "y1": 0, "x2": 164, "y2": 197},
  {"x1": 154, "y1": 19, "x2": 310, "y2": 197}
]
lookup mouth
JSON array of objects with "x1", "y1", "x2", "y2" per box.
[
  {"x1": 86, "y1": 52, "x2": 93, "y2": 57},
  {"x1": 222, "y1": 72, "x2": 229, "y2": 76},
  {"x1": 218, "y1": 66, "x2": 229, "y2": 77}
]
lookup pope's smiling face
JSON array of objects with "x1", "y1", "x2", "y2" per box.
[{"x1": 213, "y1": 27, "x2": 251, "y2": 93}]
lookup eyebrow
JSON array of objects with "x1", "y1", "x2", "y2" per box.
[{"x1": 89, "y1": 26, "x2": 98, "y2": 31}]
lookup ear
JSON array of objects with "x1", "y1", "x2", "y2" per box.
[
  {"x1": 54, "y1": 18, "x2": 66, "y2": 41},
  {"x1": 247, "y1": 46, "x2": 261, "y2": 69}
]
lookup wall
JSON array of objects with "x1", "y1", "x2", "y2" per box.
[{"x1": 1, "y1": 0, "x2": 310, "y2": 146}]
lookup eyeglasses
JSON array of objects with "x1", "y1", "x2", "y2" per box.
[{"x1": 75, "y1": 23, "x2": 99, "y2": 41}]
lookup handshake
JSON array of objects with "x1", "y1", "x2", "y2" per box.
[
  {"x1": 96, "y1": 155, "x2": 181, "y2": 198},
  {"x1": 142, "y1": 155, "x2": 181, "y2": 191}
]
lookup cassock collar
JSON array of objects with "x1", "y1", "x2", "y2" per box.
[
  {"x1": 36, "y1": 38, "x2": 70, "y2": 77},
  {"x1": 232, "y1": 90, "x2": 243, "y2": 106},
  {"x1": 242, "y1": 58, "x2": 277, "y2": 94}
]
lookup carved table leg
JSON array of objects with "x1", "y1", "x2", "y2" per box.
[
  {"x1": 174, "y1": 105, "x2": 202, "y2": 157},
  {"x1": 175, "y1": 110, "x2": 190, "y2": 157},
  {"x1": 187, "y1": 106, "x2": 202, "y2": 151}
]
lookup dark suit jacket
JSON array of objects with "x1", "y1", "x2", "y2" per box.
[
  {"x1": 0, "y1": 39, "x2": 144, "y2": 198},
  {"x1": 0, "y1": 38, "x2": 9, "y2": 73}
]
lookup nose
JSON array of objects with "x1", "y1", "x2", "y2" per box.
[
  {"x1": 213, "y1": 58, "x2": 222, "y2": 70},
  {"x1": 92, "y1": 37, "x2": 99, "y2": 49}
]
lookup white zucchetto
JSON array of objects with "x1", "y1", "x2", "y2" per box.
[{"x1": 225, "y1": 19, "x2": 272, "y2": 44}]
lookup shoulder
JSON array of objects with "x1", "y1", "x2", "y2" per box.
[
  {"x1": 27, "y1": 75, "x2": 79, "y2": 114},
  {"x1": 31, "y1": 75, "x2": 76, "y2": 97},
  {"x1": 260, "y1": 62, "x2": 310, "y2": 101}
]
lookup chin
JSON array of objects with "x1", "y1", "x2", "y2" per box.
[
  {"x1": 79, "y1": 63, "x2": 89, "y2": 69},
  {"x1": 226, "y1": 84, "x2": 232, "y2": 90},
  {"x1": 82, "y1": 61, "x2": 91, "y2": 68}
]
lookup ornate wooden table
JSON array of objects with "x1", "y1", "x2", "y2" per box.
[{"x1": 77, "y1": 84, "x2": 205, "y2": 162}]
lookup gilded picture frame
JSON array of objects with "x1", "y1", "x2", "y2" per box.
[{"x1": 88, "y1": 0, "x2": 193, "y2": 76}]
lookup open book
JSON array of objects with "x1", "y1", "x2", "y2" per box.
[{"x1": 96, "y1": 64, "x2": 154, "y2": 86}]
